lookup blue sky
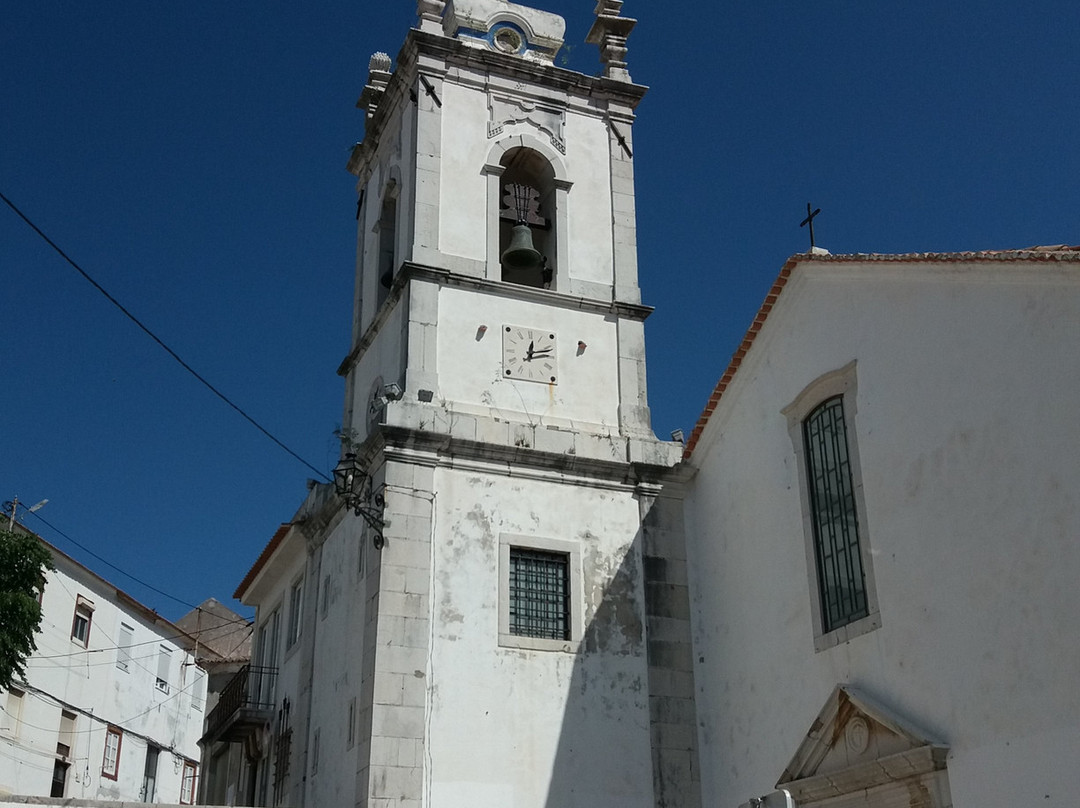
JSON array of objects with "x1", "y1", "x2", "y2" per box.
[{"x1": 3, "y1": 1, "x2": 1077, "y2": 622}]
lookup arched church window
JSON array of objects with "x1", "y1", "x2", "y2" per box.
[{"x1": 498, "y1": 147, "x2": 556, "y2": 289}]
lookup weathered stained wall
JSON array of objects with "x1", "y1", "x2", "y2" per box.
[
  {"x1": 426, "y1": 464, "x2": 655, "y2": 808},
  {"x1": 683, "y1": 258, "x2": 1080, "y2": 807}
]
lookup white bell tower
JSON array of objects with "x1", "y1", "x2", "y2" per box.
[{"x1": 323, "y1": 2, "x2": 699, "y2": 807}]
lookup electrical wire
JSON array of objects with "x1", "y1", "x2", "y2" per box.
[
  {"x1": 0, "y1": 189, "x2": 330, "y2": 483},
  {"x1": 25, "y1": 508, "x2": 253, "y2": 618}
]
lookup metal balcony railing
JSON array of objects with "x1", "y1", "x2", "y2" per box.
[{"x1": 203, "y1": 664, "x2": 277, "y2": 744}]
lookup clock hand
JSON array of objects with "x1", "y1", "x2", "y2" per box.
[{"x1": 525, "y1": 340, "x2": 535, "y2": 361}]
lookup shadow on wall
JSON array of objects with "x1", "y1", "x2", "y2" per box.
[{"x1": 543, "y1": 493, "x2": 700, "y2": 808}]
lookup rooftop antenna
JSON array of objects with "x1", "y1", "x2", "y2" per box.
[{"x1": 800, "y1": 202, "x2": 821, "y2": 249}]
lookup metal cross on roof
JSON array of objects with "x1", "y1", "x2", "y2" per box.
[{"x1": 800, "y1": 203, "x2": 821, "y2": 249}]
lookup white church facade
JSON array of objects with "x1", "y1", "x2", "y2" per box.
[
  {"x1": 203, "y1": 2, "x2": 1080, "y2": 807},
  {"x1": 680, "y1": 248, "x2": 1080, "y2": 808}
]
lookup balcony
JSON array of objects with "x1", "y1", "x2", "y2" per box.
[{"x1": 202, "y1": 665, "x2": 277, "y2": 746}]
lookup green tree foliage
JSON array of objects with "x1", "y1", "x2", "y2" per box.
[{"x1": 0, "y1": 529, "x2": 54, "y2": 690}]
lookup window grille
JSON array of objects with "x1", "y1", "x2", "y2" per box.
[
  {"x1": 804, "y1": 397, "x2": 868, "y2": 632},
  {"x1": 509, "y1": 548, "x2": 570, "y2": 640}
]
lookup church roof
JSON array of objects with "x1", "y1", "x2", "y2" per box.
[{"x1": 682, "y1": 246, "x2": 1080, "y2": 460}]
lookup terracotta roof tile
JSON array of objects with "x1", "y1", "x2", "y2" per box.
[{"x1": 234, "y1": 523, "x2": 292, "y2": 601}]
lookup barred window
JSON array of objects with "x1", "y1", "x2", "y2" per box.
[
  {"x1": 804, "y1": 396, "x2": 868, "y2": 632},
  {"x1": 509, "y1": 548, "x2": 570, "y2": 641}
]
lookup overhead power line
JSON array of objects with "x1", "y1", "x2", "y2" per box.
[
  {"x1": 26, "y1": 510, "x2": 254, "y2": 631},
  {"x1": 0, "y1": 189, "x2": 330, "y2": 482},
  {"x1": 28, "y1": 509, "x2": 205, "y2": 611}
]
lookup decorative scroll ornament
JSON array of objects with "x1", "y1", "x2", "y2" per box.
[
  {"x1": 487, "y1": 93, "x2": 566, "y2": 153},
  {"x1": 332, "y1": 453, "x2": 387, "y2": 549}
]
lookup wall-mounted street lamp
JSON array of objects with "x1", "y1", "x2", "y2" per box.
[{"x1": 332, "y1": 453, "x2": 386, "y2": 550}]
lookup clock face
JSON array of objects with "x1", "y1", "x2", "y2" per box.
[{"x1": 502, "y1": 325, "x2": 557, "y2": 384}]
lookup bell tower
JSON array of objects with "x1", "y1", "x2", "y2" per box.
[{"x1": 316, "y1": 2, "x2": 697, "y2": 808}]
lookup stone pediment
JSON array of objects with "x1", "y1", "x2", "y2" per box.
[{"x1": 776, "y1": 685, "x2": 949, "y2": 805}]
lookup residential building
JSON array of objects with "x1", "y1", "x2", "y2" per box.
[
  {"x1": 0, "y1": 528, "x2": 211, "y2": 803},
  {"x1": 175, "y1": 599, "x2": 254, "y2": 806}
]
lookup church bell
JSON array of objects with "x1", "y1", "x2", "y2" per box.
[{"x1": 501, "y1": 223, "x2": 544, "y2": 271}]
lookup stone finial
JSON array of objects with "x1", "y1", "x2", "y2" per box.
[
  {"x1": 358, "y1": 52, "x2": 393, "y2": 120},
  {"x1": 586, "y1": 0, "x2": 637, "y2": 82},
  {"x1": 417, "y1": 0, "x2": 446, "y2": 34},
  {"x1": 369, "y1": 52, "x2": 391, "y2": 74}
]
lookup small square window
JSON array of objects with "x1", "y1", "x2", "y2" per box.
[
  {"x1": 499, "y1": 535, "x2": 581, "y2": 652},
  {"x1": 509, "y1": 548, "x2": 570, "y2": 640}
]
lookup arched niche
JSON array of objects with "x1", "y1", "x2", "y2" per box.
[{"x1": 483, "y1": 135, "x2": 572, "y2": 289}]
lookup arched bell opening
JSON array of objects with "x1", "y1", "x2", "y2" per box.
[{"x1": 498, "y1": 147, "x2": 556, "y2": 289}]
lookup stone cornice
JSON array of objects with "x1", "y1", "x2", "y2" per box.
[
  {"x1": 347, "y1": 27, "x2": 648, "y2": 181},
  {"x1": 376, "y1": 423, "x2": 679, "y2": 486},
  {"x1": 338, "y1": 261, "x2": 653, "y2": 376}
]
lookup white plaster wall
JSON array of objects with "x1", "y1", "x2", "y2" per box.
[
  {"x1": 303, "y1": 517, "x2": 368, "y2": 808},
  {"x1": 0, "y1": 557, "x2": 204, "y2": 802},
  {"x1": 427, "y1": 466, "x2": 655, "y2": 808},
  {"x1": 433, "y1": 80, "x2": 617, "y2": 286},
  {"x1": 563, "y1": 111, "x2": 614, "y2": 285},
  {"x1": 438, "y1": 82, "x2": 489, "y2": 262},
  {"x1": 435, "y1": 285, "x2": 621, "y2": 427},
  {"x1": 684, "y1": 260, "x2": 1080, "y2": 807},
  {"x1": 346, "y1": 301, "x2": 408, "y2": 442},
  {"x1": 246, "y1": 533, "x2": 310, "y2": 806}
]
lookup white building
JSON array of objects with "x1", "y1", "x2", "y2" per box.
[
  {"x1": 0, "y1": 530, "x2": 210, "y2": 804},
  {"x1": 207, "y1": 1, "x2": 693, "y2": 807},
  {"x1": 680, "y1": 248, "x2": 1080, "y2": 808},
  {"x1": 206, "y1": 1, "x2": 1080, "y2": 807}
]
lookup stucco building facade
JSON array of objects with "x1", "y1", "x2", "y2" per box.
[
  {"x1": 680, "y1": 248, "x2": 1080, "y2": 808},
  {"x1": 0, "y1": 531, "x2": 210, "y2": 803}
]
